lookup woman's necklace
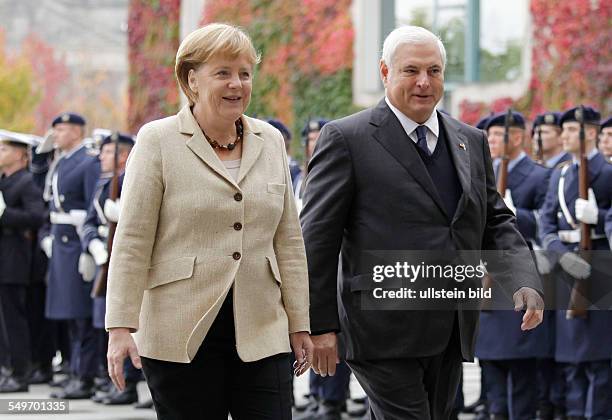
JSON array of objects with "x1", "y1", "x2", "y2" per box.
[{"x1": 203, "y1": 119, "x2": 243, "y2": 151}]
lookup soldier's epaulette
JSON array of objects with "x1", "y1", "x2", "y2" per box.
[
  {"x1": 86, "y1": 147, "x2": 100, "y2": 157},
  {"x1": 555, "y1": 160, "x2": 571, "y2": 170}
]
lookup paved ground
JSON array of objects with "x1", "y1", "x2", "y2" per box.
[{"x1": 0, "y1": 362, "x2": 482, "y2": 419}]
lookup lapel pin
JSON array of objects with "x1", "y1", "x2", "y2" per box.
[{"x1": 459, "y1": 143, "x2": 466, "y2": 150}]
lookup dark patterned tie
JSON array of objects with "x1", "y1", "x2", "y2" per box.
[{"x1": 415, "y1": 125, "x2": 430, "y2": 157}]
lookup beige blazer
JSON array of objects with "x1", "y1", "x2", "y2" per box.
[{"x1": 106, "y1": 106, "x2": 310, "y2": 363}]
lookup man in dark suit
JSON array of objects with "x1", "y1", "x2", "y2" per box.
[
  {"x1": 0, "y1": 132, "x2": 46, "y2": 392},
  {"x1": 300, "y1": 25, "x2": 544, "y2": 419}
]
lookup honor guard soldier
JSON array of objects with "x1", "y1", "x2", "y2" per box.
[
  {"x1": 0, "y1": 132, "x2": 46, "y2": 393},
  {"x1": 531, "y1": 111, "x2": 571, "y2": 420},
  {"x1": 598, "y1": 117, "x2": 612, "y2": 161},
  {"x1": 475, "y1": 111, "x2": 552, "y2": 420},
  {"x1": 80, "y1": 132, "x2": 141, "y2": 405},
  {"x1": 38, "y1": 113, "x2": 101, "y2": 399},
  {"x1": 267, "y1": 119, "x2": 302, "y2": 187},
  {"x1": 532, "y1": 111, "x2": 572, "y2": 168},
  {"x1": 539, "y1": 106, "x2": 612, "y2": 420}
]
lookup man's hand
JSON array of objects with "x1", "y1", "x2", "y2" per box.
[
  {"x1": 310, "y1": 332, "x2": 339, "y2": 377},
  {"x1": 78, "y1": 253, "x2": 96, "y2": 282},
  {"x1": 575, "y1": 188, "x2": 598, "y2": 225},
  {"x1": 104, "y1": 199, "x2": 121, "y2": 223},
  {"x1": 88, "y1": 238, "x2": 109, "y2": 266},
  {"x1": 513, "y1": 287, "x2": 544, "y2": 331},
  {"x1": 559, "y1": 252, "x2": 591, "y2": 279},
  {"x1": 289, "y1": 331, "x2": 313, "y2": 377}
]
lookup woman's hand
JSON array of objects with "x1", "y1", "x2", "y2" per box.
[
  {"x1": 289, "y1": 331, "x2": 313, "y2": 377},
  {"x1": 107, "y1": 327, "x2": 142, "y2": 391}
]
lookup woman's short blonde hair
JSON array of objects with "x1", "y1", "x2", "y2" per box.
[{"x1": 175, "y1": 23, "x2": 260, "y2": 105}]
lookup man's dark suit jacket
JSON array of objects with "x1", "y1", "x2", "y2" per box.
[{"x1": 300, "y1": 100, "x2": 541, "y2": 362}]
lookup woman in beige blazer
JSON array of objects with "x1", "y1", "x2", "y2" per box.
[{"x1": 105, "y1": 23, "x2": 312, "y2": 419}]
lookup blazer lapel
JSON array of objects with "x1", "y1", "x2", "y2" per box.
[
  {"x1": 236, "y1": 117, "x2": 264, "y2": 185},
  {"x1": 370, "y1": 100, "x2": 448, "y2": 218},
  {"x1": 439, "y1": 112, "x2": 471, "y2": 223},
  {"x1": 178, "y1": 106, "x2": 239, "y2": 189}
]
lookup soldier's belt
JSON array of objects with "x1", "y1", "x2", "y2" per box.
[
  {"x1": 50, "y1": 210, "x2": 87, "y2": 226},
  {"x1": 558, "y1": 229, "x2": 606, "y2": 243}
]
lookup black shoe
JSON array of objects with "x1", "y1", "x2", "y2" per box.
[
  {"x1": 490, "y1": 414, "x2": 509, "y2": 420},
  {"x1": 53, "y1": 361, "x2": 70, "y2": 375},
  {"x1": 351, "y1": 396, "x2": 367, "y2": 405},
  {"x1": 48, "y1": 376, "x2": 71, "y2": 388},
  {"x1": 293, "y1": 396, "x2": 320, "y2": 420},
  {"x1": 28, "y1": 368, "x2": 54, "y2": 385},
  {"x1": 134, "y1": 398, "x2": 154, "y2": 409},
  {"x1": 51, "y1": 378, "x2": 94, "y2": 399},
  {"x1": 103, "y1": 384, "x2": 138, "y2": 405},
  {"x1": 294, "y1": 394, "x2": 319, "y2": 412},
  {"x1": 0, "y1": 376, "x2": 29, "y2": 393}
]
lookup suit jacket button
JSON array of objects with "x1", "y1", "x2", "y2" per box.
[
  {"x1": 61, "y1": 235, "x2": 69, "y2": 243},
  {"x1": 233, "y1": 222, "x2": 242, "y2": 231},
  {"x1": 234, "y1": 192, "x2": 243, "y2": 202},
  {"x1": 232, "y1": 252, "x2": 241, "y2": 260}
]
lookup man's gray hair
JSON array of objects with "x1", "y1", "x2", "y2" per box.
[{"x1": 381, "y1": 26, "x2": 446, "y2": 71}]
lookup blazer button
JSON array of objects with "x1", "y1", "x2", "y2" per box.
[
  {"x1": 61, "y1": 235, "x2": 69, "y2": 243},
  {"x1": 234, "y1": 192, "x2": 243, "y2": 202},
  {"x1": 232, "y1": 252, "x2": 241, "y2": 260},
  {"x1": 233, "y1": 222, "x2": 242, "y2": 231}
]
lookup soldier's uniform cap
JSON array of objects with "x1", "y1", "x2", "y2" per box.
[
  {"x1": 475, "y1": 115, "x2": 491, "y2": 130},
  {"x1": 267, "y1": 119, "x2": 291, "y2": 140},
  {"x1": 301, "y1": 119, "x2": 329, "y2": 137},
  {"x1": 51, "y1": 112, "x2": 86, "y2": 127},
  {"x1": 485, "y1": 111, "x2": 526, "y2": 130},
  {"x1": 600, "y1": 116, "x2": 612, "y2": 130},
  {"x1": 559, "y1": 106, "x2": 600, "y2": 126},
  {"x1": 101, "y1": 132, "x2": 135, "y2": 147},
  {"x1": 0, "y1": 129, "x2": 40, "y2": 148},
  {"x1": 533, "y1": 112, "x2": 561, "y2": 128}
]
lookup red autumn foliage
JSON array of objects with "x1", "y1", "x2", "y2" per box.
[{"x1": 127, "y1": 0, "x2": 180, "y2": 133}]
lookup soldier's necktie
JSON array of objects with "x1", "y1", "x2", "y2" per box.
[{"x1": 415, "y1": 125, "x2": 430, "y2": 157}]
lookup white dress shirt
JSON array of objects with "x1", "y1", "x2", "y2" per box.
[{"x1": 385, "y1": 97, "x2": 439, "y2": 154}]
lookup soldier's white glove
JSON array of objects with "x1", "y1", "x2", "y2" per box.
[
  {"x1": 503, "y1": 189, "x2": 516, "y2": 215},
  {"x1": 533, "y1": 248, "x2": 552, "y2": 275},
  {"x1": 88, "y1": 238, "x2": 108, "y2": 266},
  {"x1": 575, "y1": 188, "x2": 598, "y2": 225},
  {"x1": 0, "y1": 192, "x2": 5, "y2": 217},
  {"x1": 41, "y1": 236, "x2": 53, "y2": 258},
  {"x1": 35, "y1": 129, "x2": 55, "y2": 154},
  {"x1": 78, "y1": 253, "x2": 96, "y2": 282},
  {"x1": 559, "y1": 252, "x2": 591, "y2": 279},
  {"x1": 103, "y1": 199, "x2": 120, "y2": 223}
]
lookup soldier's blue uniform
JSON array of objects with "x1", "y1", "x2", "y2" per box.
[
  {"x1": 532, "y1": 111, "x2": 571, "y2": 419},
  {"x1": 476, "y1": 111, "x2": 552, "y2": 420},
  {"x1": 39, "y1": 113, "x2": 101, "y2": 395},
  {"x1": 539, "y1": 107, "x2": 612, "y2": 419}
]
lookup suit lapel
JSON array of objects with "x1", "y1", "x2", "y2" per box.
[
  {"x1": 370, "y1": 100, "x2": 448, "y2": 218},
  {"x1": 178, "y1": 106, "x2": 239, "y2": 189},
  {"x1": 236, "y1": 117, "x2": 264, "y2": 184},
  {"x1": 439, "y1": 113, "x2": 471, "y2": 223}
]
